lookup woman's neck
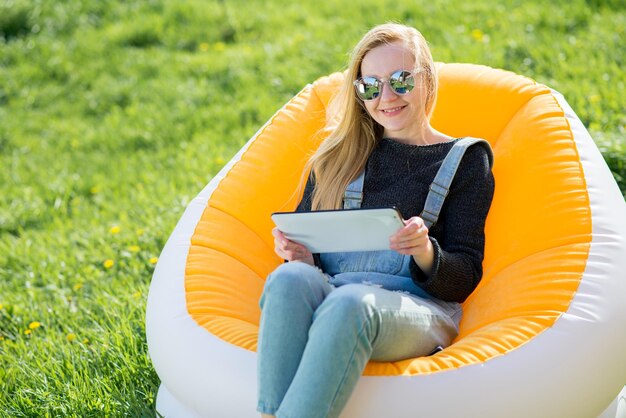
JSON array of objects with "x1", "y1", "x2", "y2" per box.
[{"x1": 384, "y1": 124, "x2": 452, "y2": 146}]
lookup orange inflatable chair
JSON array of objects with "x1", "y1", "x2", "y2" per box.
[{"x1": 146, "y1": 63, "x2": 626, "y2": 418}]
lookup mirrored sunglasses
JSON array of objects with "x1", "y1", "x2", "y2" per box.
[{"x1": 353, "y1": 70, "x2": 416, "y2": 101}]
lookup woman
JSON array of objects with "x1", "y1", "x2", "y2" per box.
[{"x1": 257, "y1": 23, "x2": 495, "y2": 418}]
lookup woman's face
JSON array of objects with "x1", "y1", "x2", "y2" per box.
[{"x1": 359, "y1": 42, "x2": 426, "y2": 144}]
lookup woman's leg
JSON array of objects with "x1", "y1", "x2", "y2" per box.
[
  {"x1": 275, "y1": 284, "x2": 459, "y2": 418},
  {"x1": 257, "y1": 262, "x2": 333, "y2": 416}
]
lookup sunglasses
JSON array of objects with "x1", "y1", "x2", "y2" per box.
[{"x1": 353, "y1": 70, "x2": 416, "y2": 101}]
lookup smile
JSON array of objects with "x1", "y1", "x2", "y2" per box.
[{"x1": 380, "y1": 106, "x2": 406, "y2": 113}]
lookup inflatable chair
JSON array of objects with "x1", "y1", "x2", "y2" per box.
[{"x1": 146, "y1": 63, "x2": 626, "y2": 417}]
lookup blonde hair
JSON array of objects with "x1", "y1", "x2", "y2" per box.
[{"x1": 307, "y1": 23, "x2": 438, "y2": 211}]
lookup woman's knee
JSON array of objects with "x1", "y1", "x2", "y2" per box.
[
  {"x1": 262, "y1": 262, "x2": 328, "y2": 303},
  {"x1": 314, "y1": 284, "x2": 377, "y2": 322}
]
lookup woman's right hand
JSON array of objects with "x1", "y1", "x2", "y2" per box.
[{"x1": 272, "y1": 227, "x2": 314, "y2": 265}]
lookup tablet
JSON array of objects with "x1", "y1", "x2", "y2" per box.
[{"x1": 271, "y1": 207, "x2": 405, "y2": 253}]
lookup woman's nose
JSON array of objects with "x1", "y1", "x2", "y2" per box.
[{"x1": 379, "y1": 81, "x2": 397, "y2": 101}]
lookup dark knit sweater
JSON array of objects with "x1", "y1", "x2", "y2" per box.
[{"x1": 296, "y1": 137, "x2": 495, "y2": 303}]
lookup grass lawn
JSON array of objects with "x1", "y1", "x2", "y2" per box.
[{"x1": 0, "y1": 0, "x2": 624, "y2": 416}]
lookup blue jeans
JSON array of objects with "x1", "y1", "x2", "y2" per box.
[{"x1": 257, "y1": 251, "x2": 461, "y2": 418}]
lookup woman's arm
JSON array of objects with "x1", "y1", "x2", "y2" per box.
[
  {"x1": 271, "y1": 173, "x2": 318, "y2": 266},
  {"x1": 408, "y1": 144, "x2": 495, "y2": 302}
]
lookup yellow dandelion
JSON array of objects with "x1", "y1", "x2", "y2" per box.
[
  {"x1": 66, "y1": 333, "x2": 77, "y2": 342},
  {"x1": 90, "y1": 185, "x2": 100, "y2": 194},
  {"x1": 109, "y1": 225, "x2": 121, "y2": 234},
  {"x1": 136, "y1": 228, "x2": 145, "y2": 236},
  {"x1": 28, "y1": 321, "x2": 41, "y2": 330},
  {"x1": 198, "y1": 42, "x2": 210, "y2": 52},
  {"x1": 128, "y1": 245, "x2": 141, "y2": 253},
  {"x1": 471, "y1": 29, "x2": 484, "y2": 42},
  {"x1": 0, "y1": 303, "x2": 3, "y2": 310},
  {"x1": 104, "y1": 259, "x2": 115, "y2": 269},
  {"x1": 149, "y1": 257, "x2": 158, "y2": 264},
  {"x1": 82, "y1": 338, "x2": 89, "y2": 344},
  {"x1": 214, "y1": 156, "x2": 225, "y2": 166},
  {"x1": 73, "y1": 283, "x2": 83, "y2": 291},
  {"x1": 24, "y1": 329, "x2": 31, "y2": 335},
  {"x1": 214, "y1": 42, "x2": 226, "y2": 52},
  {"x1": 133, "y1": 291, "x2": 142, "y2": 299}
]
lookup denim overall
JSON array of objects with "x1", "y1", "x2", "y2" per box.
[
  {"x1": 257, "y1": 138, "x2": 490, "y2": 418},
  {"x1": 319, "y1": 137, "x2": 490, "y2": 324}
]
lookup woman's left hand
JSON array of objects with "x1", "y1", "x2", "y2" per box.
[{"x1": 389, "y1": 216, "x2": 434, "y2": 273}]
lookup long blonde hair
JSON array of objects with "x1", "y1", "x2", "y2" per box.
[{"x1": 307, "y1": 23, "x2": 438, "y2": 211}]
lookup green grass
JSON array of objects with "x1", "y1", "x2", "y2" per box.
[{"x1": 0, "y1": 0, "x2": 624, "y2": 415}]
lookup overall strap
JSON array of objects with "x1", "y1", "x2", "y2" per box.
[
  {"x1": 343, "y1": 170, "x2": 366, "y2": 209},
  {"x1": 420, "y1": 137, "x2": 493, "y2": 229}
]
